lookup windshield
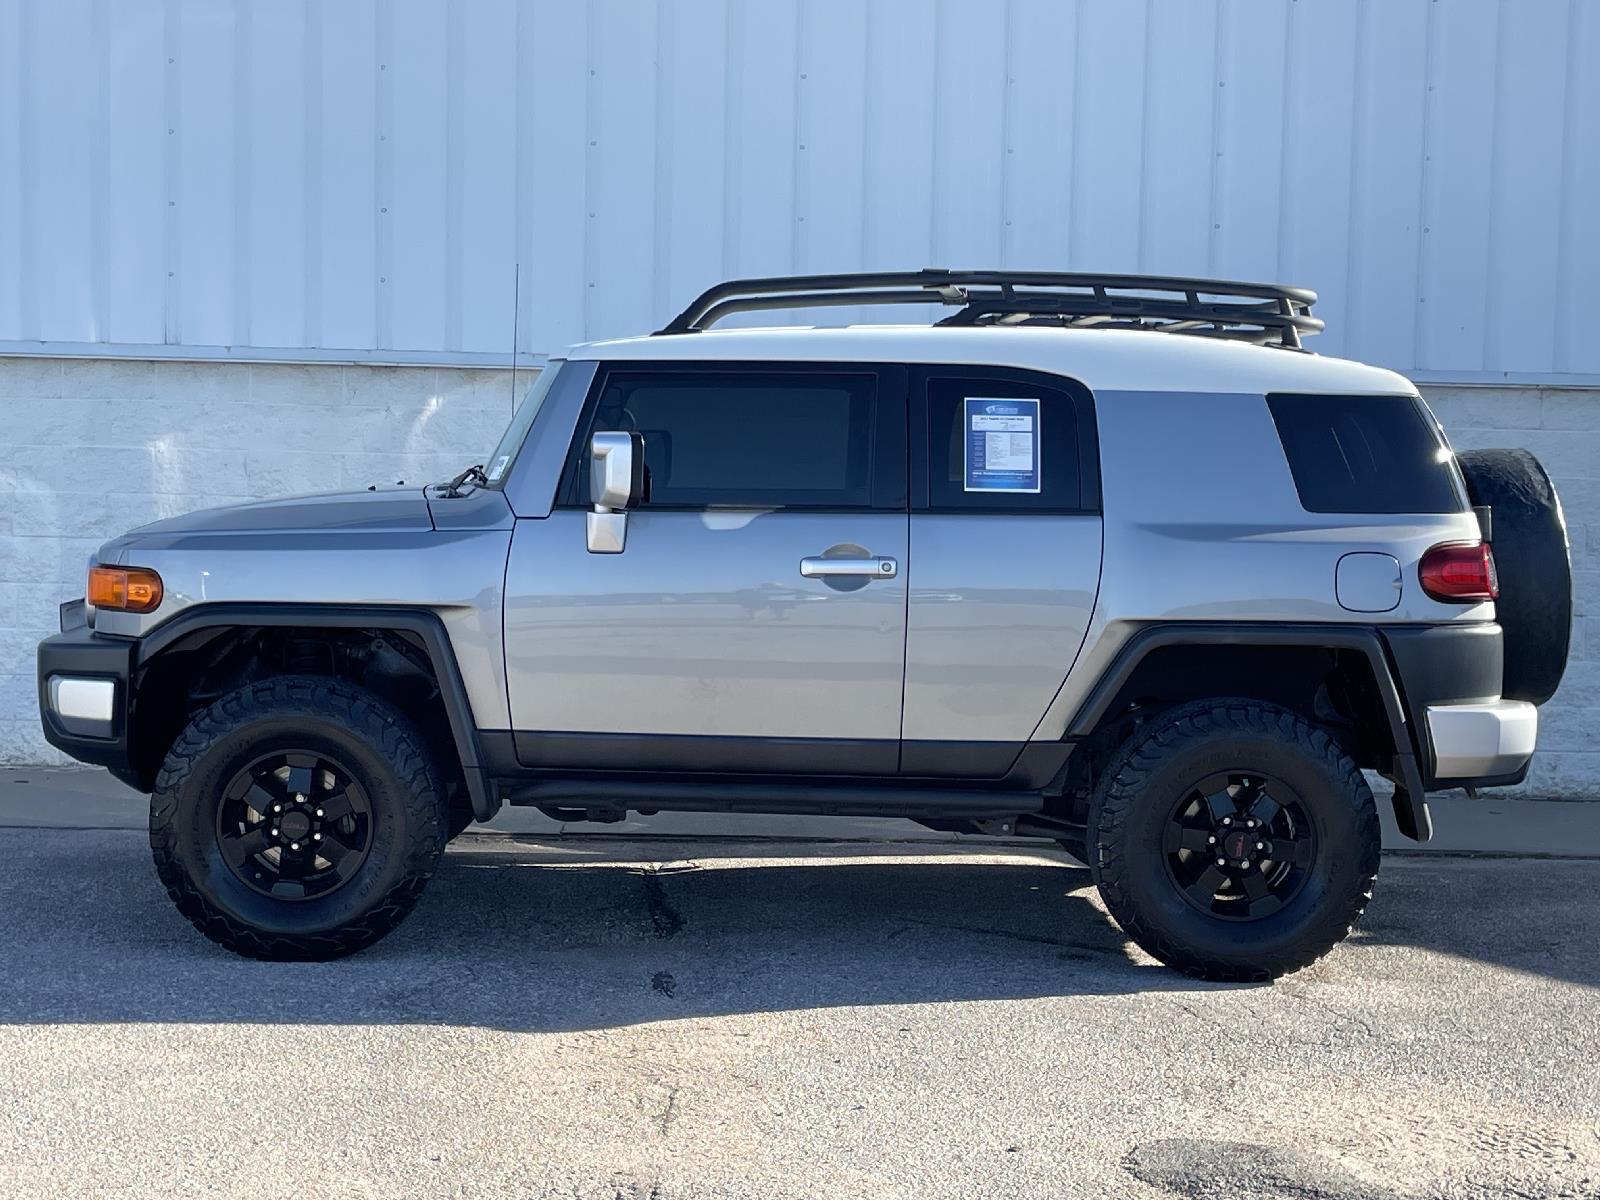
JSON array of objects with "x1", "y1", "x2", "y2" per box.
[{"x1": 483, "y1": 361, "x2": 562, "y2": 486}]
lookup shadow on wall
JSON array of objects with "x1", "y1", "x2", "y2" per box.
[{"x1": 1, "y1": 832, "x2": 1596, "y2": 1033}]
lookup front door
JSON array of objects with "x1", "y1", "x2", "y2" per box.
[{"x1": 503, "y1": 361, "x2": 908, "y2": 775}]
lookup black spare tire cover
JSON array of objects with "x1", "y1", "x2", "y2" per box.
[{"x1": 1455, "y1": 448, "x2": 1571, "y2": 705}]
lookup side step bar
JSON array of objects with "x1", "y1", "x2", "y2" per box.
[{"x1": 504, "y1": 778, "x2": 1047, "y2": 821}]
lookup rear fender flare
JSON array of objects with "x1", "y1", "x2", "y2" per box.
[{"x1": 1065, "y1": 622, "x2": 1431, "y2": 841}]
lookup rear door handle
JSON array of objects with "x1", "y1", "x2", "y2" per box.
[{"x1": 799, "y1": 556, "x2": 898, "y2": 579}]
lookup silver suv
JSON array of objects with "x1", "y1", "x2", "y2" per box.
[{"x1": 37, "y1": 271, "x2": 1572, "y2": 979}]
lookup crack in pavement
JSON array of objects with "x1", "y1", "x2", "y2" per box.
[{"x1": 635, "y1": 865, "x2": 690, "y2": 939}]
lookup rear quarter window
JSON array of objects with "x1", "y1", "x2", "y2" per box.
[{"x1": 1266, "y1": 393, "x2": 1467, "y2": 515}]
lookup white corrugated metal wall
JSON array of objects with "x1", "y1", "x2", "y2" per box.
[{"x1": 0, "y1": 0, "x2": 1595, "y2": 381}]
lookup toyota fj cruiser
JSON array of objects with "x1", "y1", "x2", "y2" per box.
[{"x1": 37, "y1": 271, "x2": 1572, "y2": 979}]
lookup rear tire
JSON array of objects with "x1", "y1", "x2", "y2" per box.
[
  {"x1": 150, "y1": 676, "x2": 448, "y2": 960},
  {"x1": 1456, "y1": 448, "x2": 1571, "y2": 705},
  {"x1": 1088, "y1": 700, "x2": 1380, "y2": 981}
]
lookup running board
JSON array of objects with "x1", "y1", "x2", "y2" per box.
[{"x1": 503, "y1": 778, "x2": 1046, "y2": 821}]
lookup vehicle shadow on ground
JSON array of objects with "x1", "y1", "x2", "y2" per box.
[
  {"x1": 1, "y1": 831, "x2": 1595, "y2": 1032},
  {"x1": 0, "y1": 830, "x2": 1211, "y2": 1031}
]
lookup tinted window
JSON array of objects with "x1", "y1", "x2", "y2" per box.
[
  {"x1": 923, "y1": 375, "x2": 1089, "y2": 511},
  {"x1": 1267, "y1": 393, "x2": 1466, "y2": 514},
  {"x1": 579, "y1": 370, "x2": 881, "y2": 508}
]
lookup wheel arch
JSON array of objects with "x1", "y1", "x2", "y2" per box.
[
  {"x1": 1064, "y1": 623, "x2": 1431, "y2": 842},
  {"x1": 131, "y1": 604, "x2": 497, "y2": 821}
]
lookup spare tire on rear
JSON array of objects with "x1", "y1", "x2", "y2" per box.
[{"x1": 1456, "y1": 448, "x2": 1571, "y2": 705}]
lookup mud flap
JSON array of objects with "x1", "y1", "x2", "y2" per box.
[{"x1": 1386, "y1": 751, "x2": 1433, "y2": 842}]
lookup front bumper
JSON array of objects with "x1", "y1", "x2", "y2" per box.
[{"x1": 37, "y1": 602, "x2": 136, "y2": 778}]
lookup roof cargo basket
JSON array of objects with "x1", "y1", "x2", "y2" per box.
[{"x1": 656, "y1": 269, "x2": 1322, "y2": 349}]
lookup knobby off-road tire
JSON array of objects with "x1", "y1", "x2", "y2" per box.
[
  {"x1": 150, "y1": 676, "x2": 448, "y2": 960},
  {"x1": 1088, "y1": 700, "x2": 1381, "y2": 982}
]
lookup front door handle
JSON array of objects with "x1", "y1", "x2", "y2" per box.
[{"x1": 799, "y1": 556, "x2": 898, "y2": 579}]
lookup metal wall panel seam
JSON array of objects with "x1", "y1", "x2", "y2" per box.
[
  {"x1": 1341, "y1": 0, "x2": 1368, "y2": 363},
  {"x1": 374, "y1": 2, "x2": 393, "y2": 351},
  {"x1": 582, "y1": 0, "x2": 598, "y2": 342},
  {"x1": 232, "y1": 5, "x2": 251, "y2": 347},
  {"x1": 161, "y1": 0, "x2": 179, "y2": 345},
  {"x1": 1480, "y1": 0, "x2": 1507, "y2": 372},
  {"x1": 1204, "y1": 0, "x2": 1225, "y2": 275},
  {"x1": 720, "y1": 0, "x2": 742, "y2": 280},
  {"x1": 303, "y1": 0, "x2": 322, "y2": 350},
  {"x1": 1410, "y1": 0, "x2": 1437, "y2": 368},
  {"x1": 90, "y1": 0, "x2": 109, "y2": 342},
  {"x1": 17, "y1": 0, "x2": 38, "y2": 342},
  {"x1": 1067, "y1": 0, "x2": 1087, "y2": 265},
  {"x1": 1273, "y1": 0, "x2": 1295, "y2": 283},
  {"x1": 444, "y1": 0, "x2": 463, "y2": 353},
  {"x1": 1551, "y1": 0, "x2": 1580, "y2": 373},
  {"x1": 651, "y1": 7, "x2": 672, "y2": 325}
]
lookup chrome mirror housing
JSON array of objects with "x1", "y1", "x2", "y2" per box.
[{"x1": 586, "y1": 431, "x2": 643, "y2": 553}]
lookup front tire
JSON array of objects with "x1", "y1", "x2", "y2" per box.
[
  {"x1": 150, "y1": 677, "x2": 448, "y2": 960},
  {"x1": 1088, "y1": 700, "x2": 1380, "y2": 981}
]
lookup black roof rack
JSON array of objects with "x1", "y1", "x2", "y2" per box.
[{"x1": 656, "y1": 269, "x2": 1322, "y2": 349}]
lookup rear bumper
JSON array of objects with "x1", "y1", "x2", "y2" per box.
[
  {"x1": 1425, "y1": 699, "x2": 1538, "y2": 783},
  {"x1": 1381, "y1": 623, "x2": 1534, "y2": 789},
  {"x1": 36, "y1": 604, "x2": 137, "y2": 779}
]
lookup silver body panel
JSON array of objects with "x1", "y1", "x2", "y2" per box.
[
  {"x1": 902, "y1": 513, "x2": 1100, "y2": 745},
  {"x1": 504, "y1": 509, "x2": 908, "y2": 759},
  {"x1": 93, "y1": 487, "x2": 517, "y2": 731},
  {"x1": 1029, "y1": 388, "x2": 1489, "y2": 742}
]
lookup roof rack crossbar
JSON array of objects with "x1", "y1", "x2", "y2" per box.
[{"x1": 656, "y1": 268, "x2": 1320, "y2": 348}]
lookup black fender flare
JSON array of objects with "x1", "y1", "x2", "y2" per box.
[
  {"x1": 137, "y1": 603, "x2": 497, "y2": 821},
  {"x1": 1064, "y1": 622, "x2": 1431, "y2": 842}
]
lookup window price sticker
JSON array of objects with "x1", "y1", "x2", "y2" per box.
[{"x1": 964, "y1": 397, "x2": 1041, "y2": 493}]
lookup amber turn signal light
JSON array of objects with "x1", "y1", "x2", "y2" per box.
[{"x1": 88, "y1": 565, "x2": 164, "y2": 613}]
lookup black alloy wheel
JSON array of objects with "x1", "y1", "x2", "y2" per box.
[
  {"x1": 216, "y1": 750, "x2": 373, "y2": 901},
  {"x1": 1161, "y1": 771, "x2": 1315, "y2": 921}
]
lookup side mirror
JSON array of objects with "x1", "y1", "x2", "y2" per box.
[{"x1": 586, "y1": 431, "x2": 645, "y2": 553}]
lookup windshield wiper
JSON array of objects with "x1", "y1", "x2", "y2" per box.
[{"x1": 436, "y1": 463, "x2": 487, "y2": 498}]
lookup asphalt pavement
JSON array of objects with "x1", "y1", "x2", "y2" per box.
[{"x1": 2, "y1": 769, "x2": 1598, "y2": 1199}]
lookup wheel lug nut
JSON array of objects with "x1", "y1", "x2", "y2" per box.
[
  {"x1": 273, "y1": 804, "x2": 282, "y2": 813},
  {"x1": 271, "y1": 827, "x2": 279, "y2": 837},
  {"x1": 1238, "y1": 860, "x2": 1250, "y2": 869},
  {"x1": 313, "y1": 833, "x2": 322, "y2": 842},
  {"x1": 1207, "y1": 835, "x2": 1216, "y2": 844},
  {"x1": 1222, "y1": 817, "x2": 1232, "y2": 825},
  {"x1": 315, "y1": 809, "x2": 324, "y2": 818},
  {"x1": 1216, "y1": 857, "x2": 1226, "y2": 867},
  {"x1": 295, "y1": 794, "x2": 305, "y2": 803},
  {"x1": 1256, "y1": 841, "x2": 1265, "y2": 850},
  {"x1": 290, "y1": 842, "x2": 300, "y2": 851}
]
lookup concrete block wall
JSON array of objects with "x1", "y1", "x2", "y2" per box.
[
  {"x1": 1, "y1": 360, "x2": 1595, "y2": 798},
  {"x1": 0, "y1": 357, "x2": 514, "y2": 763}
]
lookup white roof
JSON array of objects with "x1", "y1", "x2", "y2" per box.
[{"x1": 567, "y1": 325, "x2": 1416, "y2": 397}]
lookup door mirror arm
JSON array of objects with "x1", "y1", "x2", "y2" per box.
[{"x1": 587, "y1": 431, "x2": 645, "y2": 553}]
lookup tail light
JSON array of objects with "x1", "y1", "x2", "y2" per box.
[
  {"x1": 1419, "y1": 541, "x2": 1498, "y2": 602},
  {"x1": 87, "y1": 565, "x2": 164, "y2": 612}
]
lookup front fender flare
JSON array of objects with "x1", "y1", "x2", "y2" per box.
[{"x1": 137, "y1": 603, "x2": 496, "y2": 821}]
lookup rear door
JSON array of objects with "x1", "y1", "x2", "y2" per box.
[
  {"x1": 901, "y1": 367, "x2": 1103, "y2": 777},
  {"x1": 503, "y1": 361, "x2": 910, "y2": 775}
]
